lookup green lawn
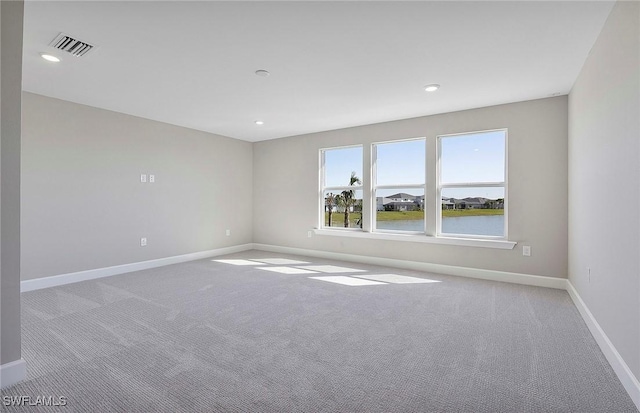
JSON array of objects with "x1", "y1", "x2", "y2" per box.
[
  {"x1": 441, "y1": 209, "x2": 504, "y2": 218},
  {"x1": 325, "y1": 212, "x2": 361, "y2": 227},
  {"x1": 376, "y1": 211, "x2": 424, "y2": 221},
  {"x1": 325, "y1": 209, "x2": 503, "y2": 224}
]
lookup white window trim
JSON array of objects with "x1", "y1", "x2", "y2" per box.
[
  {"x1": 313, "y1": 228, "x2": 516, "y2": 249},
  {"x1": 320, "y1": 146, "x2": 364, "y2": 230},
  {"x1": 437, "y1": 129, "x2": 508, "y2": 240},
  {"x1": 317, "y1": 129, "x2": 512, "y2": 247},
  {"x1": 372, "y1": 138, "x2": 426, "y2": 233}
]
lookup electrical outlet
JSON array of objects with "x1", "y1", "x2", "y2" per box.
[
  {"x1": 522, "y1": 245, "x2": 531, "y2": 257},
  {"x1": 140, "y1": 174, "x2": 147, "y2": 183},
  {"x1": 140, "y1": 237, "x2": 147, "y2": 247},
  {"x1": 225, "y1": 229, "x2": 231, "y2": 236},
  {"x1": 149, "y1": 174, "x2": 155, "y2": 183},
  {"x1": 307, "y1": 230, "x2": 312, "y2": 238}
]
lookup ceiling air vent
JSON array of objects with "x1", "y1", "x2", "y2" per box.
[{"x1": 49, "y1": 33, "x2": 95, "y2": 57}]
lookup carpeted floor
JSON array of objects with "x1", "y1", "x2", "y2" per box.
[{"x1": 2, "y1": 250, "x2": 637, "y2": 412}]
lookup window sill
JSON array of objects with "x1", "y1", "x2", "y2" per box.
[{"x1": 313, "y1": 228, "x2": 517, "y2": 250}]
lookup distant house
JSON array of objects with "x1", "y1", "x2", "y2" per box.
[
  {"x1": 455, "y1": 197, "x2": 485, "y2": 209},
  {"x1": 378, "y1": 193, "x2": 421, "y2": 211},
  {"x1": 442, "y1": 198, "x2": 456, "y2": 209},
  {"x1": 384, "y1": 201, "x2": 415, "y2": 211},
  {"x1": 387, "y1": 193, "x2": 415, "y2": 202}
]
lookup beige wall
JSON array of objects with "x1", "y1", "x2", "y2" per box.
[
  {"x1": 253, "y1": 97, "x2": 568, "y2": 278},
  {"x1": 21, "y1": 92, "x2": 253, "y2": 280},
  {"x1": 568, "y1": 1, "x2": 640, "y2": 379},
  {"x1": 1, "y1": 0, "x2": 24, "y2": 367}
]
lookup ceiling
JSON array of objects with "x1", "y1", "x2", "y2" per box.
[{"x1": 23, "y1": 1, "x2": 614, "y2": 142}]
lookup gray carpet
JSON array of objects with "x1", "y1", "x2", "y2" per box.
[{"x1": 2, "y1": 250, "x2": 637, "y2": 412}]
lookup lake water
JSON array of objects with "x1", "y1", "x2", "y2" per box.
[{"x1": 376, "y1": 215, "x2": 504, "y2": 236}]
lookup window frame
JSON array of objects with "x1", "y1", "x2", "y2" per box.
[
  {"x1": 316, "y1": 128, "x2": 512, "y2": 248},
  {"x1": 372, "y1": 137, "x2": 427, "y2": 235},
  {"x1": 436, "y1": 129, "x2": 508, "y2": 239},
  {"x1": 319, "y1": 145, "x2": 364, "y2": 231}
]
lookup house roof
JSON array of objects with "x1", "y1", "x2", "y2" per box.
[
  {"x1": 387, "y1": 193, "x2": 417, "y2": 200},
  {"x1": 462, "y1": 197, "x2": 486, "y2": 204}
]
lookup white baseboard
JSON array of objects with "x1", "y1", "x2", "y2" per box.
[
  {"x1": 252, "y1": 243, "x2": 567, "y2": 289},
  {"x1": 21, "y1": 244, "x2": 253, "y2": 292},
  {"x1": 566, "y1": 281, "x2": 640, "y2": 411},
  {"x1": 0, "y1": 359, "x2": 26, "y2": 389}
]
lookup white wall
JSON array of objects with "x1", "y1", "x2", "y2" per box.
[
  {"x1": 568, "y1": 0, "x2": 640, "y2": 380},
  {"x1": 254, "y1": 97, "x2": 568, "y2": 278},
  {"x1": 21, "y1": 92, "x2": 253, "y2": 280}
]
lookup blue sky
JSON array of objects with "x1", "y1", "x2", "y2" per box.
[
  {"x1": 324, "y1": 130, "x2": 505, "y2": 199},
  {"x1": 441, "y1": 131, "x2": 505, "y2": 185},
  {"x1": 324, "y1": 146, "x2": 362, "y2": 188},
  {"x1": 440, "y1": 130, "x2": 505, "y2": 199},
  {"x1": 376, "y1": 139, "x2": 425, "y2": 186}
]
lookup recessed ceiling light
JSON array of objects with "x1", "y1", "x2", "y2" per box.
[
  {"x1": 424, "y1": 84, "x2": 440, "y2": 92},
  {"x1": 40, "y1": 53, "x2": 60, "y2": 63},
  {"x1": 255, "y1": 70, "x2": 270, "y2": 77},
  {"x1": 255, "y1": 120, "x2": 264, "y2": 125}
]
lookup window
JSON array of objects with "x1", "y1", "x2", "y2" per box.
[
  {"x1": 320, "y1": 146, "x2": 363, "y2": 229},
  {"x1": 373, "y1": 139, "x2": 426, "y2": 233},
  {"x1": 318, "y1": 129, "x2": 508, "y2": 243},
  {"x1": 438, "y1": 130, "x2": 507, "y2": 237}
]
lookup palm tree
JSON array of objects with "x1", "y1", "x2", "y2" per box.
[
  {"x1": 341, "y1": 171, "x2": 362, "y2": 227},
  {"x1": 325, "y1": 192, "x2": 336, "y2": 227},
  {"x1": 335, "y1": 193, "x2": 345, "y2": 224},
  {"x1": 354, "y1": 199, "x2": 364, "y2": 228}
]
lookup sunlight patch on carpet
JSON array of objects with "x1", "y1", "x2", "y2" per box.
[
  {"x1": 252, "y1": 258, "x2": 310, "y2": 265},
  {"x1": 258, "y1": 267, "x2": 318, "y2": 275},
  {"x1": 309, "y1": 276, "x2": 386, "y2": 286},
  {"x1": 355, "y1": 274, "x2": 441, "y2": 284},
  {"x1": 213, "y1": 259, "x2": 265, "y2": 266},
  {"x1": 297, "y1": 265, "x2": 366, "y2": 273}
]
